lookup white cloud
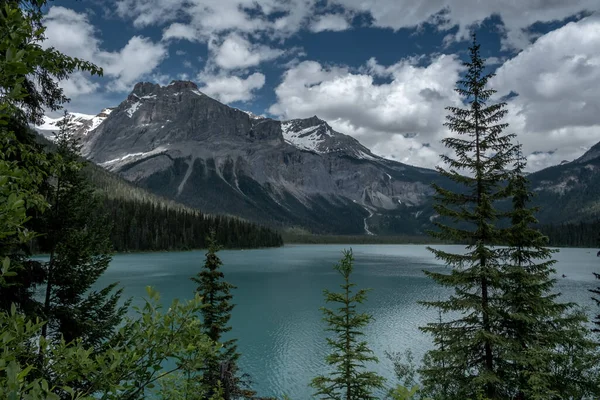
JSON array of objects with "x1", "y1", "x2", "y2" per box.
[
  {"x1": 310, "y1": 13, "x2": 350, "y2": 32},
  {"x1": 115, "y1": 0, "x2": 600, "y2": 49},
  {"x1": 43, "y1": 7, "x2": 99, "y2": 61},
  {"x1": 492, "y1": 15, "x2": 600, "y2": 169},
  {"x1": 269, "y1": 13, "x2": 600, "y2": 171},
  {"x1": 43, "y1": 6, "x2": 168, "y2": 94},
  {"x1": 209, "y1": 33, "x2": 284, "y2": 70},
  {"x1": 332, "y1": 0, "x2": 600, "y2": 49},
  {"x1": 102, "y1": 36, "x2": 169, "y2": 91},
  {"x1": 198, "y1": 72, "x2": 266, "y2": 103},
  {"x1": 269, "y1": 55, "x2": 464, "y2": 168},
  {"x1": 163, "y1": 23, "x2": 198, "y2": 41},
  {"x1": 60, "y1": 72, "x2": 100, "y2": 98}
]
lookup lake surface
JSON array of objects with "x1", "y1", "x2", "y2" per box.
[{"x1": 94, "y1": 244, "x2": 600, "y2": 399}]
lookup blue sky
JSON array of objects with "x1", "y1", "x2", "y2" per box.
[{"x1": 41, "y1": 0, "x2": 600, "y2": 171}]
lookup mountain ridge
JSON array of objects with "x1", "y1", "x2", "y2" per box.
[
  {"x1": 67, "y1": 80, "x2": 445, "y2": 234},
  {"x1": 36, "y1": 80, "x2": 600, "y2": 234}
]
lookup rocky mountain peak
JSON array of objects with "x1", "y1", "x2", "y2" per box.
[
  {"x1": 131, "y1": 82, "x2": 161, "y2": 97},
  {"x1": 130, "y1": 80, "x2": 202, "y2": 100},
  {"x1": 165, "y1": 80, "x2": 199, "y2": 91},
  {"x1": 574, "y1": 141, "x2": 600, "y2": 164}
]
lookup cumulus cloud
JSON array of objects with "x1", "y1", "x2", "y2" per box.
[
  {"x1": 492, "y1": 15, "x2": 600, "y2": 169},
  {"x1": 209, "y1": 33, "x2": 284, "y2": 70},
  {"x1": 198, "y1": 72, "x2": 266, "y2": 103},
  {"x1": 120, "y1": 0, "x2": 288, "y2": 39},
  {"x1": 60, "y1": 72, "x2": 100, "y2": 99},
  {"x1": 333, "y1": 0, "x2": 600, "y2": 49},
  {"x1": 310, "y1": 13, "x2": 350, "y2": 32},
  {"x1": 269, "y1": 55, "x2": 464, "y2": 168},
  {"x1": 163, "y1": 23, "x2": 198, "y2": 41},
  {"x1": 102, "y1": 36, "x2": 169, "y2": 91},
  {"x1": 43, "y1": 6, "x2": 168, "y2": 94},
  {"x1": 116, "y1": 0, "x2": 600, "y2": 49}
]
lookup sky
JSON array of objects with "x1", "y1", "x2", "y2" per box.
[{"x1": 40, "y1": 0, "x2": 600, "y2": 172}]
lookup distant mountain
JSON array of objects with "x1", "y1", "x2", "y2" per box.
[
  {"x1": 39, "y1": 79, "x2": 596, "y2": 235},
  {"x1": 31, "y1": 133, "x2": 282, "y2": 250},
  {"x1": 58, "y1": 80, "x2": 449, "y2": 235},
  {"x1": 35, "y1": 108, "x2": 114, "y2": 139},
  {"x1": 529, "y1": 142, "x2": 600, "y2": 224}
]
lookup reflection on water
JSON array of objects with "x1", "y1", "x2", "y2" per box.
[{"x1": 94, "y1": 244, "x2": 599, "y2": 399}]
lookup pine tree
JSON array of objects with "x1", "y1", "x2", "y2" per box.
[
  {"x1": 310, "y1": 249, "x2": 385, "y2": 400},
  {"x1": 420, "y1": 34, "x2": 519, "y2": 399},
  {"x1": 591, "y1": 230, "x2": 600, "y2": 333},
  {"x1": 500, "y1": 153, "x2": 598, "y2": 399},
  {"x1": 192, "y1": 230, "x2": 253, "y2": 399},
  {"x1": 38, "y1": 112, "x2": 127, "y2": 349}
]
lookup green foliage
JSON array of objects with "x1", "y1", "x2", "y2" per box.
[
  {"x1": 101, "y1": 196, "x2": 283, "y2": 252},
  {"x1": 590, "y1": 231, "x2": 600, "y2": 334},
  {"x1": 311, "y1": 249, "x2": 385, "y2": 400},
  {"x1": 539, "y1": 219, "x2": 600, "y2": 248},
  {"x1": 421, "y1": 34, "x2": 518, "y2": 399},
  {"x1": 0, "y1": 286, "x2": 219, "y2": 399},
  {"x1": 192, "y1": 231, "x2": 254, "y2": 399},
  {"x1": 17, "y1": 114, "x2": 124, "y2": 352},
  {"x1": 496, "y1": 155, "x2": 600, "y2": 399},
  {"x1": 386, "y1": 350, "x2": 429, "y2": 400},
  {"x1": 387, "y1": 384, "x2": 425, "y2": 400},
  {"x1": 421, "y1": 35, "x2": 600, "y2": 400},
  {"x1": 0, "y1": 1, "x2": 102, "y2": 126},
  {"x1": 0, "y1": 2, "x2": 225, "y2": 400}
]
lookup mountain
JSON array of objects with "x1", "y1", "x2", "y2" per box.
[
  {"x1": 529, "y1": 142, "x2": 600, "y2": 224},
  {"x1": 31, "y1": 132, "x2": 283, "y2": 250},
  {"x1": 69, "y1": 80, "x2": 448, "y2": 235},
  {"x1": 36, "y1": 108, "x2": 114, "y2": 139}
]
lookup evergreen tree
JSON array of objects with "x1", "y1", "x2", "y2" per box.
[
  {"x1": 591, "y1": 230, "x2": 600, "y2": 333},
  {"x1": 419, "y1": 34, "x2": 519, "y2": 399},
  {"x1": 310, "y1": 249, "x2": 385, "y2": 400},
  {"x1": 192, "y1": 231, "x2": 252, "y2": 399},
  {"x1": 37, "y1": 112, "x2": 127, "y2": 349},
  {"x1": 500, "y1": 154, "x2": 598, "y2": 399},
  {"x1": 0, "y1": 0, "x2": 101, "y2": 319}
]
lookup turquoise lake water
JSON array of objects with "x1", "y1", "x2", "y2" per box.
[{"x1": 93, "y1": 244, "x2": 600, "y2": 399}]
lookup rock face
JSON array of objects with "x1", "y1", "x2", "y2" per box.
[
  {"x1": 53, "y1": 81, "x2": 446, "y2": 234},
  {"x1": 527, "y1": 143, "x2": 600, "y2": 224}
]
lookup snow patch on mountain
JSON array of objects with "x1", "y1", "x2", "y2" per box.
[
  {"x1": 100, "y1": 146, "x2": 168, "y2": 171},
  {"x1": 126, "y1": 101, "x2": 141, "y2": 118},
  {"x1": 36, "y1": 110, "x2": 113, "y2": 138},
  {"x1": 281, "y1": 122, "x2": 326, "y2": 153},
  {"x1": 355, "y1": 150, "x2": 377, "y2": 161},
  {"x1": 37, "y1": 113, "x2": 96, "y2": 131},
  {"x1": 236, "y1": 109, "x2": 264, "y2": 119}
]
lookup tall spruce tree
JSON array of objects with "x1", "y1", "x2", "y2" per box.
[
  {"x1": 38, "y1": 112, "x2": 126, "y2": 349},
  {"x1": 419, "y1": 34, "x2": 519, "y2": 399},
  {"x1": 591, "y1": 230, "x2": 600, "y2": 333},
  {"x1": 310, "y1": 249, "x2": 385, "y2": 400},
  {"x1": 500, "y1": 153, "x2": 598, "y2": 399},
  {"x1": 192, "y1": 231, "x2": 253, "y2": 399}
]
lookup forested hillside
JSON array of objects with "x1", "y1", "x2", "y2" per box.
[
  {"x1": 540, "y1": 220, "x2": 600, "y2": 248},
  {"x1": 34, "y1": 134, "x2": 283, "y2": 251},
  {"x1": 103, "y1": 197, "x2": 283, "y2": 251}
]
